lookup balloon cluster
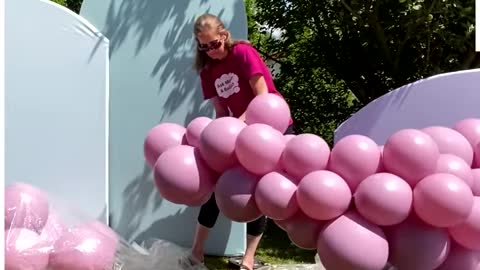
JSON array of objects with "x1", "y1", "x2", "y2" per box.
[
  {"x1": 5, "y1": 182, "x2": 119, "y2": 270},
  {"x1": 145, "y1": 93, "x2": 480, "y2": 270}
]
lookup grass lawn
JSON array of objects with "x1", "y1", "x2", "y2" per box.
[{"x1": 204, "y1": 219, "x2": 317, "y2": 269}]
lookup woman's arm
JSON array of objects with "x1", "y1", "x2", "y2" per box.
[
  {"x1": 237, "y1": 74, "x2": 268, "y2": 121},
  {"x1": 212, "y1": 96, "x2": 229, "y2": 119}
]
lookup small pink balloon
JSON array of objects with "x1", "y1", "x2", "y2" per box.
[
  {"x1": 453, "y1": 118, "x2": 480, "y2": 147},
  {"x1": 245, "y1": 93, "x2": 291, "y2": 133},
  {"x1": 284, "y1": 134, "x2": 296, "y2": 144},
  {"x1": 255, "y1": 171, "x2": 299, "y2": 220},
  {"x1": 199, "y1": 117, "x2": 247, "y2": 173},
  {"x1": 449, "y1": 197, "x2": 480, "y2": 251},
  {"x1": 144, "y1": 122, "x2": 186, "y2": 168},
  {"x1": 472, "y1": 169, "x2": 480, "y2": 196},
  {"x1": 474, "y1": 141, "x2": 480, "y2": 168},
  {"x1": 5, "y1": 183, "x2": 50, "y2": 233},
  {"x1": 235, "y1": 123, "x2": 286, "y2": 175},
  {"x1": 328, "y1": 134, "x2": 381, "y2": 191},
  {"x1": 296, "y1": 170, "x2": 352, "y2": 221},
  {"x1": 5, "y1": 228, "x2": 49, "y2": 270},
  {"x1": 154, "y1": 145, "x2": 216, "y2": 206},
  {"x1": 414, "y1": 173, "x2": 474, "y2": 227},
  {"x1": 185, "y1": 117, "x2": 212, "y2": 148},
  {"x1": 285, "y1": 212, "x2": 323, "y2": 250},
  {"x1": 281, "y1": 133, "x2": 330, "y2": 181},
  {"x1": 435, "y1": 154, "x2": 474, "y2": 187},
  {"x1": 49, "y1": 223, "x2": 118, "y2": 270},
  {"x1": 377, "y1": 145, "x2": 385, "y2": 172},
  {"x1": 354, "y1": 172, "x2": 413, "y2": 226},
  {"x1": 386, "y1": 215, "x2": 450, "y2": 270},
  {"x1": 383, "y1": 129, "x2": 440, "y2": 186},
  {"x1": 317, "y1": 210, "x2": 389, "y2": 270},
  {"x1": 215, "y1": 166, "x2": 262, "y2": 222},
  {"x1": 436, "y1": 242, "x2": 480, "y2": 270},
  {"x1": 422, "y1": 126, "x2": 474, "y2": 166}
]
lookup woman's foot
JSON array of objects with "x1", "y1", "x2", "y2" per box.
[{"x1": 178, "y1": 252, "x2": 206, "y2": 269}]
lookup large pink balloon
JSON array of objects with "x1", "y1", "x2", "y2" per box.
[
  {"x1": 354, "y1": 173, "x2": 413, "y2": 226},
  {"x1": 5, "y1": 183, "x2": 49, "y2": 233},
  {"x1": 49, "y1": 222, "x2": 118, "y2": 270},
  {"x1": 281, "y1": 133, "x2": 330, "y2": 181},
  {"x1": 245, "y1": 93, "x2": 291, "y2": 133},
  {"x1": 435, "y1": 242, "x2": 480, "y2": 270},
  {"x1": 328, "y1": 135, "x2": 381, "y2": 191},
  {"x1": 215, "y1": 166, "x2": 262, "y2": 222},
  {"x1": 422, "y1": 126, "x2": 474, "y2": 166},
  {"x1": 435, "y1": 153, "x2": 474, "y2": 187},
  {"x1": 143, "y1": 122, "x2": 186, "y2": 168},
  {"x1": 472, "y1": 169, "x2": 480, "y2": 196},
  {"x1": 154, "y1": 145, "x2": 216, "y2": 206},
  {"x1": 386, "y1": 215, "x2": 450, "y2": 270},
  {"x1": 383, "y1": 129, "x2": 440, "y2": 186},
  {"x1": 254, "y1": 171, "x2": 299, "y2": 220},
  {"x1": 296, "y1": 170, "x2": 352, "y2": 220},
  {"x1": 285, "y1": 212, "x2": 324, "y2": 250},
  {"x1": 235, "y1": 123, "x2": 286, "y2": 175},
  {"x1": 5, "y1": 228, "x2": 49, "y2": 270},
  {"x1": 284, "y1": 134, "x2": 296, "y2": 144},
  {"x1": 453, "y1": 118, "x2": 480, "y2": 147},
  {"x1": 317, "y1": 211, "x2": 389, "y2": 270},
  {"x1": 199, "y1": 117, "x2": 247, "y2": 173},
  {"x1": 185, "y1": 117, "x2": 212, "y2": 148},
  {"x1": 449, "y1": 197, "x2": 480, "y2": 251},
  {"x1": 414, "y1": 173, "x2": 474, "y2": 228}
]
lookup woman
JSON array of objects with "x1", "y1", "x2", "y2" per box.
[{"x1": 180, "y1": 13, "x2": 294, "y2": 270}]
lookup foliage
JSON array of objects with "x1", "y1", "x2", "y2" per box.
[{"x1": 50, "y1": 0, "x2": 82, "y2": 13}]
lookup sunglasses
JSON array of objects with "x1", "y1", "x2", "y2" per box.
[{"x1": 197, "y1": 39, "x2": 222, "y2": 52}]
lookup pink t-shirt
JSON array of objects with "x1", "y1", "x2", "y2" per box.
[{"x1": 200, "y1": 43, "x2": 292, "y2": 124}]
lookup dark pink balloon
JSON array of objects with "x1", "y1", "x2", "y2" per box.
[
  {"x1": 386, "y1": 215, "x2": 450, "y2": 270},
  {"x1": 185, "y1": 117, "x2": 212, "y2": 148},
  {"x1": 5, "y1": 228, "x2": 49, "y2": 270},
  {"x1": 154, "y1": 145, "x2": 216, "y2": 206},
  {"x1": 435, "y1": 242, "x2": 479, "y2": 270},
  {"x1": 215, "y1": 166, "x2": 262, "y2": 222},
  {"x1": 435, "y1": 154, "x2": 474, "y2": 187},
  {"x1": 354, "y1": 172, "x2": 413, "y2": 226},
  {"x1": 285, "y1": 212, "x2": 323, "y2": 250},
  {"x1": 472, "y1": 169, "x2": 480, "y2": 196},
  {"x1": 144, "y1": 122, "x2": 186, "y2": 168},
  {"x1": 245, "y1": 93, "x2": 291, "y2": 133},
  {"x1": 422, "y1": 126, "x2": 474, "y2": 166},
  {"x1": 5, "y1": 183, "x2": 49, "y2": 233},
  {"x1": 281, "y1": 133, "x2": 330, "y2": 181},
  {"x1": 383, "y1": 129, "x2": 440, "y2": 186},
  {"x1": 199, "y1": 117, "x2": 247, "y2": 173},
  {"x1": 449, "y1": 197, "x2": 480, "y2": 251},
  {"x1": 317, "y1": 210, "x2": 389, "y2": 270},
  {"x1": 474, "y1": 141, "x2": 480, "y2": 168},
  {"x1": 413, "y1": 173, "x2": 474, "y2": 228},
  {"x1": 255, "y1": 171, "x2": 299, "y2": 220},
  {"x1": 328, "y1": 134, "x2": 381, "y2": 191}
]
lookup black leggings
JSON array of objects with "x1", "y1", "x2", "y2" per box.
[{"x1": 197, "y1": 124, "x2": 295, "y2": 236}]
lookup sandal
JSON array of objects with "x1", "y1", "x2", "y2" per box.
[{"x1": 228, "y1": 256, "x2": 270, "y2": 269}]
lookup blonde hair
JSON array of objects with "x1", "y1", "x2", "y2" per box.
[{"x1": 193, "y1": 14, "x2": 249, "y2": 73}]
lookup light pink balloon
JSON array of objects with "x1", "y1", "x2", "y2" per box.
[
  {"x1": 215, "y1": 166, "x2": 262, "y2": 222},
  {"x1": 143, "y1": 122, "x2": 186, "y2": 168},
  {"x1": 296, "y1": 170, "x2": 351, "y2": 221},
  {"x1": 472, "y1": 169, "x2": 480, "y2": 196},
  {"x1": 422, "y1": 126, "x2": 474, "y2": 166},
  {"x1": 5, "y1": 183, "x2": 50, "y2": 233},
  {"x1": 254, "y1": 171, "x2": 299, "y2": 220},
  {"x1": 154, "y1": 145, "x2": 216, "y2": 206},
  {"x1": 317, "y1": 210, "x2": 389, "y2": 270},
  {"x1": 235, "y1": 123, "x2": 286, "y2": 175},
  {"x1": 185, "y1": 117, "x2": 212, "y2": 148},
  {"x1": 281, "y1": 133, "x2": 330, "y2": 181},
  {"x1": 49, "y1": 223, "x2": 118, "y2": 270},
  {"x1": 436, "y1": 242, "x2": 480, "y2": 270},
  {"x1": 386, "y1": 215, "x2": 450, "y2": 270},
  {"x1": 284, "y1": 134, "x2": 296, "y2": 144},
  {"x1": 383, "y1": 129, "x2": 440, "y2": 186},
  {"x1": 449, "y1": 197, "x2": 480, "y2": 251},
  {"x1": 285, "y1": 212, "x2": 323, "y2": 250},
  {"x1": 328, "y1": 134, "x2": 381, "y2": 191},
  {"x1": 199, "y1": 117, "x2": 247, "y2": 173},
  {"x1": 414, "y1": 173, "x2": 474, "y2": 227},
  {"x1": 435, "y1": 154, "x2": 474, "y2": 187},
  {"x1": 39, "y1": 213, "x2": 65, "y2": 247},
  {"x1": 245, "y1": 93, "x2": 291, "y2": 133},
  {"x1": 453, "y1": 118, "x2": 480, "y2": 147},
  {"x1": 354, "y1": 172, "x2": 413, "y2": 226},
  {"x1": 5, "y1": 228, "x2": 49, "y2": 270}
]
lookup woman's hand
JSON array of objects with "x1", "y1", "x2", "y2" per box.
[{"x1": 249, "y1": 74, "x2": 269, "y2": 96}]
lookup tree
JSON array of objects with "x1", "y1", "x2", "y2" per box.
[{"x1": 50, "y1": 0, "x2": 82, "y2": 14}]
